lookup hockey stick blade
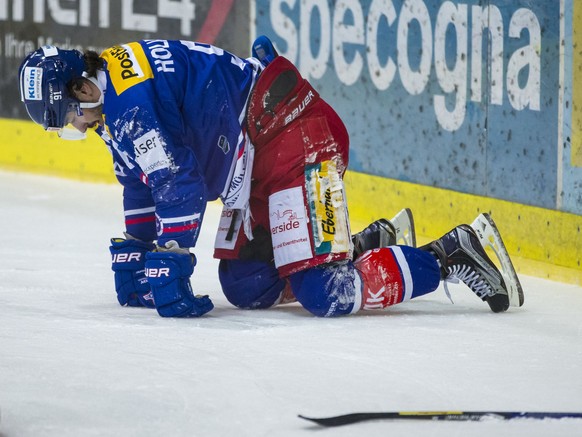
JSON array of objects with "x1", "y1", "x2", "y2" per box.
[
  {"x1": 470, "y1": 213, "x2": 524, "y2": 307},
  {"x1": 299, "y1": 411, "x2": 582, "y2": 427}
]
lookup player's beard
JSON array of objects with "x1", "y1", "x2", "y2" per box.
[{"x1": 81, "y1": 106, "x2": 104, "y2": 129}]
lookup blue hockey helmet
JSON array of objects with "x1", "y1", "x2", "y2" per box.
[
  {"x1": 18, "y1": 45, "x2": 86, "y2": 131},
  {"x1": 252, "y1": 35, "x2": 278, "y2": 67}
]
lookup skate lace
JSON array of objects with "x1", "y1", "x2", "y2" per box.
[{"x1": 444, "y1": 264, "x2": 494, "y2": 300}]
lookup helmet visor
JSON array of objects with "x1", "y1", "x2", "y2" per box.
[{"x1": 57, "y1": 126, "x2": 87, "y2": 141}]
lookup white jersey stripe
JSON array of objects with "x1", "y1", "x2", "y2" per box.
[
  {"x1": 124, "y1": 207, "x2": 156, "y2": 216},
  {"x1": 391, "y1": 246, "x2": 414, "y2": 302},
  {"x1": 350, "y1": 272, "x2": 362, "y2": 314},
  {"x1": 161, "y1": 213, "x2": 201, "y2": 224}
]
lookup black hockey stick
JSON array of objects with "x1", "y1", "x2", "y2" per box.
[{"x1": 298, "y1": 411, "x2": 582, "y2": 427}]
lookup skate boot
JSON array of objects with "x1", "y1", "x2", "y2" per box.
[
  {"x1": 422, "y1": 224, "x2": 510, "y2": 313},
  {"x1": 352, "y1": 208, "x2": 416, "y2": 260},
  {"x1": 352, "y1": 218, "x2": 396, "y2": 260}
]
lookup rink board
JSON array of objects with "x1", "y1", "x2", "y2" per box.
[{"x1": 0, "y1": 117, "x2": 579, "y2": 285}]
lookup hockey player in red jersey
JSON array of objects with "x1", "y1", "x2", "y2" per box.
[{"x1": 18, "y1": 36, "x2": 523, "y2": 318}]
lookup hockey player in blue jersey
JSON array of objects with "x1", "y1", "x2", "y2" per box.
[{"x1": 18, "y1": 37, "x2": 523, "y2": 318}]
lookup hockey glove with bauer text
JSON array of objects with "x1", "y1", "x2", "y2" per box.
[
  {"x1": 145, "y1": 251, "x2": 214, "y2": 318},
  {"x1": 110, "y1": 237, "x2": 156, "y2": 308}
]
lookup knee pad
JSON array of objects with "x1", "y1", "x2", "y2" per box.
[
  {"x1": 218, "y1": 259, "x2": 286, "y2": 309},
  {"x1": 289, "y1": 262, "x2": 359, "y2": 317}
]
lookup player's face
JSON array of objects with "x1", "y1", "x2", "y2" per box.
[
  {"x1": 64, "y1": 106, "x2": 103, "y2": 133},
  {"x1": 65, "y1": 77, "x2": 104, "y2": 133}
]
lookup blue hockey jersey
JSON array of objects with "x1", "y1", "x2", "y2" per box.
[{"x1": 96, "y1": 40, "x2": 261, "y2": 248}]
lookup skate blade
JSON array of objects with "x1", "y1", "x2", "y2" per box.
[
  {"x1": 390, "y1": 208, "x2": 417, "y2": 247},
  {"x1": 470, "y1": 213, "x2": 524, "y2": 307}
]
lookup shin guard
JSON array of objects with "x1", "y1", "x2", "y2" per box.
[{"x1": 354, "y1": 247, "x2": 440, "y2": 310}]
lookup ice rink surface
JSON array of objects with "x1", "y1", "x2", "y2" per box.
[{"x1": 0, "y1": 170, "x2": 581, "y2": 437}]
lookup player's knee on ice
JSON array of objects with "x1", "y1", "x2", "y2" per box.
[
  {"x1": 218, "y1": 259, "x2": 286, "y2": 309},
  {"x1": 290, "y1": 262, "x2": 359, "y2": 317}
]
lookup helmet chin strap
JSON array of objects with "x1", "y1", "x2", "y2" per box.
[{"x1": 79, "y1": 74, "x2": 104, "y2": 109}]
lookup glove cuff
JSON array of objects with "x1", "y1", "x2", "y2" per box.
[{"x1": 146, "y1": 251, "x2": 195, "y2": 278}]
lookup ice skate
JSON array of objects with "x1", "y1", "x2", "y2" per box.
[
  {"x1": 390, "y1": 207, "x2": 416, "y2": 247},
  {"x1": 423, "y1": 224, "x2": 510, "y2": 313},
  {"x1": 470, "y1": 213, "x2": 524, "y2": 307},
  {"x1": 352, "y1": 208, "x2": 416, "y2": 259}
]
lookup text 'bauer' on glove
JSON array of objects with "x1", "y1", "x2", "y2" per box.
[
  {"x1": 145, "y1": 250, "x2": 214, "y2": 318},
  {"x1": 110, "y1": 237, "x2": 156, "y2": 308}
]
